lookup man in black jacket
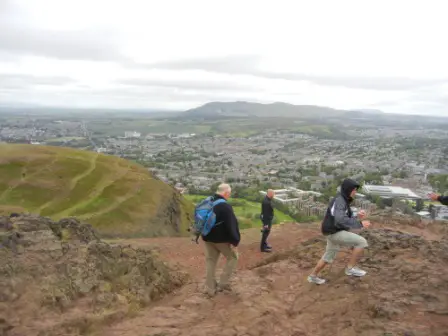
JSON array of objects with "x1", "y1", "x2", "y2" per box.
[
  {"x1": 202, "y1": 183, "x2": 241, "y2": 296},
  {"x1": 307, "y1": 179, "x2": 371, "y2": 285},
  {"x1": 260, "y1": 189, "x2": 275, "y2": 252},
  {"x1": 428, "y1": 192, "x2": 448, "y2": 206}
]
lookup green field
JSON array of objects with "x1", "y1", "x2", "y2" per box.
[
  {"x1": 44, "y1": 137, "x2": 86, "y2": 143},
  {"x1": 0, "y1": 144, "x2": 193, "y2": 238},
  {"x1": 183, "y1": 194, "x2": 295, "y2": 229},
  {"x1": 84, "y1": 116, "x2": 344, "y2": 138}
]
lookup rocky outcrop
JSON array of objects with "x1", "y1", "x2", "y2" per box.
[
  {"x1": 249, "y1": 227, "x2": 448, "y2": 335},
  {"x1": 0, "y1": 214, "x2": 188, "y2": 336}
]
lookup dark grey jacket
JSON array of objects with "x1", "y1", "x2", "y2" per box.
[{"x1": 321, "y1": 179, "x2": 363, "y2": 235}]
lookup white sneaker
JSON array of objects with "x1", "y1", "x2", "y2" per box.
[
  {"x1": 307, "y1": 275, "x2": 326, "y2": 285},
  {"x1": 345, "y1": 266, "x2": 367, "y2": 277}
]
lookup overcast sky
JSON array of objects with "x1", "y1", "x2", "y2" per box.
[{"x1": 1, "y1": 0, "x2": 447, "y2": 115}]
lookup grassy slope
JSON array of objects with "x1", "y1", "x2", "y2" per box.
[
  {"x1": 183, "y1": 194, "x2": 294, "y2": 229},
  {"x1": 0, "y1": 144, "x2": 193, "y2": 237}
]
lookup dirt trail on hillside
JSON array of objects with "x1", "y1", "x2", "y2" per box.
[
  {"x1": 99, "y1": 220, "x2": 448, "y2": 336},
  {"x1": 112, "y1": 223, "x2": 319, "y2": 279}
]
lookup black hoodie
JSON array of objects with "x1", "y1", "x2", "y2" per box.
[{"x1": 321, "y1": 178, "x2": 363, "y2": 235}]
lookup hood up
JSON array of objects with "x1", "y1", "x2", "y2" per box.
[{"x1": 340, "y1": 178, "x2": 360, "y2": 202}]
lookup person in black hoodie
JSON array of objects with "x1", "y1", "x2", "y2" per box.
[
  {"x1": 202, "y1": 183, "x2": 241, "y2": 296},
  {"x1": 307, "y1": 178, "x2": 371, "y2": 285},
  {"x1": 260, "y1": 189, "x2": 275, "y2": 252},
  {"x1": 428, "y1": 192, "x2": 448, "y2": 206}
]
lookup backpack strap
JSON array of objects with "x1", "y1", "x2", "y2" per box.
[
  {"x1": 212, "y1": 198, "x2": 226, "y2": 207},
  {"x1": 193, "y1": 198, "x2": 226, "y2": 244}
]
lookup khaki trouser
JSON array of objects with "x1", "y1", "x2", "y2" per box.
[
  {"x1": 322, "y1": 230, "x2": 368, "y2": 263},
  {"x1": 204, "y1": 242, "x2": 238, "y2": 294}
]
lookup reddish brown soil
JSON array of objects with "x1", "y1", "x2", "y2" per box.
[
  {"x1": 115, "y1": 223, "x2": 319, "y2": 279},
  {"x1": 97, "y1": 221, "x2": 448, "y2": 336}
]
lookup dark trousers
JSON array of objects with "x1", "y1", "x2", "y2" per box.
[{"x1": 260, "y1": 220, "x2": 272, "y2": 251}]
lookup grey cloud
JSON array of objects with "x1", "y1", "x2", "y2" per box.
[
  {"x1": 146, "y1": 55, "x2": 258, "y2": 74},
  {"x1": 0, "y1": 74, "x2": 75, "y2": 89},
  {"x1": 85, "y1": 86, "x2": 261, "y2": 103},
  {"x1": 0, "y1": 82, "x2": 265, "y2": 108},
  {"x1": 0, "y1": 26, "x2": 126, "y2": 62},
  {"x1": 146, "y1": 55, "x2": 448, "y2": 91},
  {"x1": 0, "y1": 1, "x2": 126, "y2": 62},
  {"x1": 265, "y1": 74, "x2": 447, "y2": 91},
  {"x1": 116, "y1": 78, "x2": 259, "y2": 92}
]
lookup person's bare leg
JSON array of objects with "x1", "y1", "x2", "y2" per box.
[
  {"x1": 310, "y1": 259, "x2": 327, "y2": 277},
  {"x1": 347, "y1": 247, "x2": 364, "y2": 269},
  {"x1": 345, "y1": 247, "x2": 367, "y2": 277}
]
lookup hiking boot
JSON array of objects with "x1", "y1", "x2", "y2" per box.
[
  {"x1": 345, "y1": 266, "x2": 367, "y2": 277},
  {"x1": 217, "y1": 284, "x2": 233, "y2": 293},
  {"x1": 204, "y1": 290, "x2": 216, "y2": 298},
  {"x1": 203, "y1": 281, "x2": 217, "y2": 298},
  {"x1": 261, "y1": 248, "x2": 272, "y2": 253},
  {"x1": 307, "y1": 275, "x2": 326, "y2": 285},
  {"x1": 261, "y1": 245, "x2": 272, "y2": 252}
]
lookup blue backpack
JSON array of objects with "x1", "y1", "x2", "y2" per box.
[{"x1": 191, "y1": 196, "x2": 226, "y2": 243}]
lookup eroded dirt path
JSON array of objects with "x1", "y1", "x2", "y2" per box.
[{"x1": 111, "y1": 222, "x2": 319, "y2": 280}]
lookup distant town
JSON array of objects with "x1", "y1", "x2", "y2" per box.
[{"x1": 1, "y1": 109, "x2": 447, "y2": 221}]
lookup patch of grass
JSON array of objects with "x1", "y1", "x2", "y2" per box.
[
  {"x1": 45, "y1": 136, "x2": 86, "y2": 143},
  {"x1": 70, "y1": 175, "x2": 134, "y2": 216},
  {"x1": 183, "y1": 194, "x2": 295, "y2": 229},
  {"x1": 3, "y1": 182, "x2": 57, "y2": 209},
  {"x1": 295, "y1": 124, "x2": 331, "y2": 135},
  {"x1": 0, "y1": 144, "x2": 193, "y2": 237}
]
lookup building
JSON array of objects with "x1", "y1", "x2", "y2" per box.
[
  {"x1": 416, "y1": 211, "x2": 432, "y2": 219},
  {"x1": 96, "y1": 147, "x2": 107, "y2": 153},
  {"x1": 432, "y1": 204, "x2": 448, "y2": 221},
  {"x1": 259, "y1": 187, "x2": 322, "y2": 204},
  {"x1": 124, "y1": 131, "x2": 141, "y2": 138},
  {"x1": 362, "y1": 184, "x2": 421, "y2": 200}
]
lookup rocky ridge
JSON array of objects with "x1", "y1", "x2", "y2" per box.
[{"x1": 0, "y1": 214, "x2": 188, "y2": 336}]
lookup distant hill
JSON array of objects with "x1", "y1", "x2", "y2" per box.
[
  {"x1": 183, "y1": 101, "x2": 363, "y2": 119},
  {"x1": 0, "y1": 144, "x2": 193, "y2": 238},
  {"x1": 350, "y1": 108, "x2": 385, "y2": 114}
]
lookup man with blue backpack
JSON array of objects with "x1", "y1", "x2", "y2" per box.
[{"x1": 191, "y1": 183, "x2": 240, "y2": 297}]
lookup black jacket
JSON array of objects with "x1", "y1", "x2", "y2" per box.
[
  {"x1": 202, "y1": 194, "x2": 241, "y2": 246},
  {"x1": 438, "y1": 195, "x2": 448, "y2": 206},
  {"x1": 261, "y1": 196, "x2": 274, "y2": 221},
  {"x1": 321, "y1": 178, "x2": 363, "y2": 235}
]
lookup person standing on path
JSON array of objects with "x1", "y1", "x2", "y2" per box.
[
  {"x1": 202, "y1": 183, "x2": 240, "y2": 297},
  {"x1": 428, "y1": 192, "x2": 448, "y2": 205},
  {"x1": 307, "y1": 178, "x2": 371, "y2": 285},
  {"x1": 260, "y1": 189, "x2": 275, "y2": 252}
]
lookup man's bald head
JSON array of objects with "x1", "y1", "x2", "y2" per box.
[
  {"x1": 216, "y1": 183, "x2": 232, "y2": 199},
  {"x1": 267, "y1": 189, "x2": 275, "y2": 198}
]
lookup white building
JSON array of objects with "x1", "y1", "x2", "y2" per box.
[
  {"x1": 362, "y1": 184, "x2": 421, "y2": 200},
  {"x1": 96, "y1": 147, "x2": 107, "y2": 153},
  {"x1": 416, "y1": 211, "x2": 432, "y2": 219},
  {"x1": 124, "y1": 131, "x2": 141, "y2": 138},
  {"x1": 259, "y1": 187, "x2": 322, "y2": 204}
]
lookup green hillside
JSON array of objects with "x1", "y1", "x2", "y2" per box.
[
  {"x1": 183, "y1": 194, "x2": 295, "y2": 229},
  {"x1": 0, "y1": 144, "x2": 193, "y2": 238}
]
